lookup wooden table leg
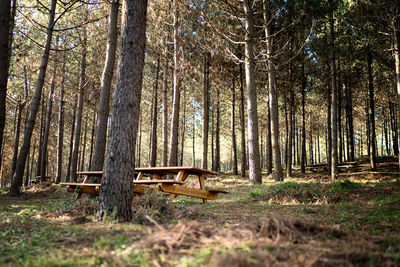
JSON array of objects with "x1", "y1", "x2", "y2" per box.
[
  {"x1": 198, "y1": 174, "x2": 207, "y2": 203},
  {"x1": 170, "y1": 171, "x2": 188, "y2": 199}
]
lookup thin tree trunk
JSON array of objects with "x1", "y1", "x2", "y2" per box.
[
  {"x1": 180, "y1": 85, "x2": 187, "y2": 166},
  {"x1": 88, "y1": 112, "x2": 96, "y2": 170},
  {"x1": 91, "y1": 0, "x2": 119, "y2": 172},
  {"x1": 36, "y1": 93, "x2": 45, "y2": 177},
  {"x1": 239, "y1": 59, "x2": 246, "y2": 177},
  {"x1": 70, "y1": 14, "x2": 88, "y2": 182},
  {"x1": 367, "y1": 49, "x2": 376, "y2": 170},
  {"x1": 40, "y1": 55, "x2": 57, "y2": 181},
  {"x1": 11, "y1": 101, "x2": 23, "y2": 176},
  {"x1": 192, "y1": 101, "x2": 196, "y2": 166},
  {"x1": 99, "y1": 0, "x2": 147, "y2": 222},
  {"x1": 309, "y1": 115, "x2": 313, "y2": 165},
  {"x1": 215, "y1": 88, "x2": 220, "y2": 172},
  {"x1": 338, "y1": 61, "x2": 343, "y2": 163},
  {"x1": 9, "y1": 0, "x2": 57, "y2": 196},
  {"x1": 26, "y1": 138, "x2": 36, "y2": 186},
  {"x1": 80, "y1": 117, "x2": 88, "y2": 171},
  {"x1": 162, "y1": 54, "x2": 168, "y2": 166},
  {"x1": 55, "y1": 47, "x2": 66, "y2": 184},
  {"x1": 66, "y1": 95, "x2": 77, "y2": 182},
  {"x1": 168, "y1": 0, "x2": 181, "y2": 167},
  {"x1": 287, "y1": 55, "x2": 293, "y2": 177},
  {"x1": 345, "y1": 74, "x2": 355, "y2": 161},
  {"x1": 264, "y1": 0, "x2": 282, "y2": 181},
  {"x1": 329, "y1": 5, "x2": 338, "y2": 180},
  {"x1": 392, "y1": 12, "x2": 400, "y2": 168},
  {"x1": 317, "y1": 130, "x2": 320, "y2": 164},
  {"x1": 150, "y1": 55, "x2": 160, "y2": 167},
  {"x1": 266, "y1": 86, "x2": 272, "y2": 174},
  {"x1": 137, "y1": 115, "x2": 142, "y2": 167},
  {"x1": 301, "y1": 63, "x2": 306, "y2": 173},
  {"x1": 231, "y1": 68, "x2": 238, "y2": 175},
  {"x1": 202, "y1": 52, "x2": 209, "y2": 169}
]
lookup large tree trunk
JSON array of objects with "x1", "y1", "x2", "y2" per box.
[
  {"x1": 9, "y1": 0, "x2": 57, "y2": 196},
  {"x1": 329, "y1": 5, "x2": 338, "y2": 180},
  {"x1": 168, "y1": 0, "x2": 181, "y2": 167},
  {"x1": 0, "y1": 0, "x2": 11, "y2": 172},
  {"x1": 91, "y1": 0, "x2": 119, "y2": 173},
  {"x1": 264, "y1": 1, "x2": 282, "y2": 181},
  {"x1": 239, "y1": 59, "x2": 246, "y2": 177},
  {"x1": 367, "y1": 49, "x2": 376, "y2": 170},
  {"x1": 201, "y1": 52, "x2": 210, "y2": 169},
  {"x1": 40, "y1": 55, "x2": 57, "y2": 181},
  {"x1": 99, "y1": 0, "x2": 147, "y2": 222},
  {"x1": 70, "y1": 13, "x2": 88, "y2": 182},
  {"x1": 150, "y1": 55, "x2": 160, "y2": 167},
  {"x1": 231, "y1": 68, "x2": 238, "y2": 175},
  {"x1": 243, "y1": 0, "x2": 262, "y2": 184},
  {"x1": 55, "y1": 47, "x2": 66, "y2": 184}
]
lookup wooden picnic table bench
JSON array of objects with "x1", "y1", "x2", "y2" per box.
[{"x1": 61, "y1": 167, "x2": 227, "y2": 203}]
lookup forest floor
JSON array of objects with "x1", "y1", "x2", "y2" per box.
[{"x1": 1, "y1": 156, "x2": 400, "y2": 266}]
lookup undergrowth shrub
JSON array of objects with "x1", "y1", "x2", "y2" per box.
[{"x1": 132, "y1": 191, "x2": 175, "y2": 225}]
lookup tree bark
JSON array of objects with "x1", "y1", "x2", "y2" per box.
[
  {"x1": 180, "y1": 85, "x2": 187, "y2": 166},
  {"x1": 66, "y1": 95, "x2": 77, "y2": 182},
  {"x1": 168, "y1": 0, "x2": 181, "y2": 167},
  {"x1": 91, "y1": 0, "x2": 119, "y2": 172},
  {"x1": 11, "y1": 101, "x2": 23, "y2": 176},
  {"x1": 40, "y1": 55, "x2": 57, "y2": 181},
  {"x1": 162, "y1": 54, "x2": 168, "y2": 166},
  {"x1": 239, "y1": 58, "x2": 246, "y2": 177},
  {"x1": 244, "y1": 0, "x2": 262, "y2": 184},
  {"x1": 150, "y1": 55, "x2": 160, "y2": 167},
  {"x1": 70, "y1": 12, "x2": 88, "y2": 182},
  {"x1": 393, "y1": 11, "x2": 400, "y2": 168},
  {"x1": 231, "y1": 68, "x2": 238, "y2": 175},
  {"x1": 55, "y1": 47, "x2": 66, "y2": 184},
  {"x1": 367, "y1": 49, "x2": 376, "y2": 170},
  {"x1": 301, "y1": 63, "x2": 306, "y2": 173},
  {"x1": 88, "y1": 112, "x2": 96, "y2": 170},
  {"x1": 214, "y1": 88, "x2": 220, "y2": 172},
  {"x1": 264, "y1": 1, "x2": 282, "y2": 181},
  {"x1": 287, "y1": 53, "x2": 294, "y2": 177},
  {"x1": 9, "y1": 0, "x2": 57, "y2": 196},
  {"x1": 329, "y1": 5, "x2": 338, "y2": 180},
  {"x1": 99, "y1": 0, "x2": 147, "y2": 222},
  {"x1": 0, "y1": 0, "x2": 11, "y2": 171},
  {"x1": 201, "y1": 52, "x2": 209, "y2": 169}
]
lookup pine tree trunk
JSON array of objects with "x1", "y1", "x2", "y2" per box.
[
  {"x1": 192, "y1": 103, "x2": 196, "y2": 166},
  {"x1": 264, "y1": 1, "x2": 282, "y2": 181},
  {"x1": 9, "y1": 0, "x2": 57, "y2": 196},
  {"x1": 393, "y1": 13, "x2": 400, "y2": 168},
  {"x1": 202, "y1": 52, "x2": 209, "y2": 169},
  {"x1": 70, "y1": 14, "x2": 88, "y2": 181},
  {"x1": 80, "y1": 117, "x2": 88, "y2": 171},
  {"x1": 88, "y1": 112, "x2": 96, "y2": 170},
  {"x1": 309, "y1": 115, "x2": 313, "y2": 165},
  {"x1": 215, "y1": 88, "x2": 221, "y2": 172},
  {"x1": 168, "y1": 0, "x2": 181, "y2": 167},
  {"x1": 66, "y1": 95, "x2": 77, "y2": 182},
  {"x1": 329, "y1": 5, "x2": 338, "y2": 180},
  {"x1": 367, "y1": 49, "x2": 376, "y2": 170},
  {"x1": 99, "y1": 0, "x2": 147, "y2": 222},
  {"x1": 266, "y1": 87, "x2": 272, "y2": 174},
  {"x1": 287, "y1": 57, "x2": 293, "y2": 177},
  {"x1": 11, "y1": 101, "x2": 23, "y2": 176},
  {"x1": 337, "y1": 61, "x2": 343, "y2": 163},
  {"x1": 36, "y1": 93, "x2": 45, "y2": 177},
  {"x1": 91, "y1": 0, "x2": 119, "y2": 172},
  {"x1": 40, "y1": 56, "x2": 57, "y2": 181},
  {"x1": 180, "y1": 86, "x2": 187, "y2": 166},
  {"x1": 345, "y1": 75, "x2": 355, "y2": 161},
  {"x1": 162, "y1": 54, "x2": 168, "y2": 166},
  {"x1": 301, "y1": 63, "x2": 306, "y2": 173},
  {"x1": 0, "y1": 0, "x2": 11, "y2": 171},
  {"x1": 150, "y1": 55, "x2": 160, "y2": 167},
  {"x1": 231, "y1": 69, "x2": 238, "y2": 175},
  {"x1": 55, "y1": 48, "x2": 66, "y2": 184},
  {"x1": 239, "y1": 60, "x2": 246, "y2": 177}
]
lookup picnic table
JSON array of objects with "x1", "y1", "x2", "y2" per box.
[{"x1": 60, "y1": 167, "x2": 227, "y2": 203}]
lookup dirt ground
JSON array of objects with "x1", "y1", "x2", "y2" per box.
[{"x1": 0, "y1": 157, "x2": 399, "y2": 266}]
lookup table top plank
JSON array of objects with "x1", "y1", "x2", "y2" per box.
[
  {"x1": 135, "y1": 166, "x2": 217, "y2": 176},
  {"x1": 60, "y1": 180, "x2": 183, "y2": 187}
]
